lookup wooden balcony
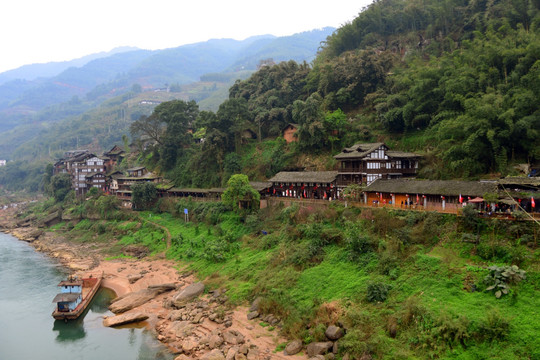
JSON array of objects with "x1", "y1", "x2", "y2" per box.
[{"x1": 338, "y1": 167, "x2": 417, "y2": 175}]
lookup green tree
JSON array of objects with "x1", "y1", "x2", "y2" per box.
[
  {"x1": 131, "y1": 182, "x2": 158, "y2": 210},
  {"x1": 153, "y1": 100, "x2": 199, "y2": 170},
  {"x1": 49, "y1": 173, "x2": 72, "y2": 202},
  {"x1": 221, "y1": 174, "x2": 260, "y2": 213},
  {"x1": 292, "y1": 93, "x2": 326, "y2": 151}
]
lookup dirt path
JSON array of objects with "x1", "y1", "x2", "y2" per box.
[{"x1": 141, "y1": 214, "x2": 172, "y2": 249}]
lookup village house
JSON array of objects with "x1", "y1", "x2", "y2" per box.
[
  {"x1": 0, "y1": 160, "x2": 6, "y2": 166},
  {"x1": 282, "y1": 123, "x2": 299, "y2": 143},
  {"x1": 85, "y1": 172, "x2": 108, "y2": 193},
  {"x1": 334, "y1": 143, "x2": 421, "y2": 187},
  {"x1": 103, "y1": 145, "x2": 125, "y2": 169},
  {"x1": 72, "y1": 155, "x2": 107, "y2": 196},
  {"x1": 116, "y1": 167, "x2": 161, "y2": 207},
  {"x1": 53, "y1": 150, "x2": 91, "y2": 175},
  {"x1": 107, "y1": 170, "x2": 124, "y2": 195},
  {"x1": 498, "y1": 176, "x2": 540, "y2": 213},
  {"x1": 363, "y1": 178, "x2": 498, "y2": 212},
  {"x1": 268, "y1": 171, "x2": 339, "y2": 200}
]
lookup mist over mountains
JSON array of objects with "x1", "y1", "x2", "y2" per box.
[{"x1": 0, "y1": 27, "x2": 334, "y2": 159}]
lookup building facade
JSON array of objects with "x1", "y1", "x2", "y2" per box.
[{"x1": 334, "y1": 143, "x2": 421, "y2": 188}]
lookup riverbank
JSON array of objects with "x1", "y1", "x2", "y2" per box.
[{"x1": 0, "y1": 208, "x2": 306, "y2": 360}]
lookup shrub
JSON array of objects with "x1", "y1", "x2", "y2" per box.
[
  {"x1": 345, "y1": 223, "x2": 375, "y2": 261},
  {"x1": 484, "y1": 265, "x2": 526, "y2": 298},
  {"x1": 366, "y1": 282, "x2": 391, "y2": 303},
  {"x1": 477, "y1": 308, "x2": 510, "y2": 342}
]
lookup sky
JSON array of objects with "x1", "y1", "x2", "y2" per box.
[{"x1": 0, "y1": 0, "x2": 373, "y2": 74}]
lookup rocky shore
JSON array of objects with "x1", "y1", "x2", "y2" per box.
[{"x1": 0, "y1": 208, "x2": 348, "y2": 360}]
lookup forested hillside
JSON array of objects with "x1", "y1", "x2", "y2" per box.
[
  {"x1": 124, "y1": 0, "x2": 540, "y2": 191},
  {"x1": 0, "y1": 28, "x2": 333, "y2": 172},
  {"x1": 2, "y1": 0, "x2": 540, "y2": 191}
]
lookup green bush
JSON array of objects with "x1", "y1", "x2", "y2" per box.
[
  {"x1": 484, "y1": 265, "x2": 526, "y2": 298},
  {"x1": 366, "y1": 282, "x2": 391, "y2": 302},
  {"x1": 477, "y1": 308, "x2": 510, "y2": 342}
]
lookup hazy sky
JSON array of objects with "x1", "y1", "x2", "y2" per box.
[{"x1": 0, "y1": 0, "x2": 373, "y2": 73}]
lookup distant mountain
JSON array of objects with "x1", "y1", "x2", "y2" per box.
[
  {"x1": 0, "y1": 27, "x2": 334, "y2": 159},
  {"x1": 0, "y1": 47, "x2": 139, "y2": 85}
]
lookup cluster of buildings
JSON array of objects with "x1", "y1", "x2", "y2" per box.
[
  {"x1": 266, "y1": 142, "x2": 538, "y2": 214},
  {"x1": 53, "y1": 140, "x2": 538, "y2": 215},
  {"x1": 53, "y1": 146, "x2": 160, "y2": 206}
]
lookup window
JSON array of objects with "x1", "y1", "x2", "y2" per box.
[
  {"x1": 396, "y1": 160, "x2": 402, "y2": 169},
  {"x1": 367, "y1": 174, "x2": 381, "y2": 184}
]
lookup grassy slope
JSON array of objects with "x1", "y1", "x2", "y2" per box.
[{"x1": 44, "y1": 200, "x2": 539, "y2": 359}]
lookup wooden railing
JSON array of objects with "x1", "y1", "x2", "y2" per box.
[{"x1": 338, "y1": 167, "x2": 417, "y2": 174}]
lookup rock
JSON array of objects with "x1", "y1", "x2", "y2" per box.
[
  {"x1": 332, "y1": 341, "x2": 339, "y2": 354},
  {"x1": 181, "y1": 337, "x2": 198, "y2": 353},
  {"x1": 27, "y1": 229, "x2": 43, "y2": 240},
  {"x1": 247, "y1": 311, "x2": 259, "y2": 320},
  {"x1": 103, "y1": 312, "x2": 148, "y2": 327},
  {"x1": 306, "y1": 342, "x2": 333, "y2": 357},
  {"x1": 170, "y1": 309, "x2": 185, "y2": 321},
  {"x1": 175, "y1": 355, "x2": 191, "y2": 360},
  {"x1": 201, "y1": 349, "x2": 225, "y2": 360},
  {"x1": 109, "y1": 285, "x2": 174, "y2": 313},
  {"x1": 249, "y1": 297, "x2": 263, "y2": 312},
  {"x1": 284, "y1": 339, "x2": 303, "y2": 355},
  {"x1": 325, "y1": 325, "x2": 344, "y2": 340},
  {"x1": 148, "y1": 283, "x2": 178, "y2": 291},
  {"x1": 123, "y1": 245, "x2": 149, "y2": 259},
  {"x1": 226, "y1": 346, "x2": 239, "y2": 360},
  {"x1": 192, "y1": 313, "x2": 204, "y2": 324},
  {"x1": 308, "y1": 356, "x2": 325, "y2": 360},
  {"x1": 172, "y1": 282, "x2": 205, "y2": 307},
  {"x1": 246, "y1": 348, "x2": 259, "y2": 360},
  {"x1": 208, "y1": 334, "x2": 224, "y2": 349},
  {"x1": 238, "y1": 344, "x2": 249, "y2": 355},
  {"x1": 359, "y1": 353, "x2": 373, "y2": 360},
  {"x1": 128, "y1": 274, "x2": 143, "y2": 284},
  {"x1": 326, "y1": 353, "x2": 335, "y2": 360},
  {"x1": 169, "y1": 321, "x2": 195, "y2": 338},
  {"x1": 223, "y1": 329, "x2": 245, "y2": 345},
  {"x1": 234, "y1": 354, "x2": 247, "y2": 360}
]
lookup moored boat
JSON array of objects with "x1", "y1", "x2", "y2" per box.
[{"x1": 52, "y1": 272, "x2": 103, "y2": 320}]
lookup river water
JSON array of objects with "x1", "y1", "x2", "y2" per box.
[{"x1": 0, "y1": 232, "x2": 173, "y2": 360}]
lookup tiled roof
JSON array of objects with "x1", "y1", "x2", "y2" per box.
[
  {"x1": 269, "y1": 171, "x2": 338, "y2": 183},
  {"x1": 365, "y1": 179, "x2": 498, "y2": 197}
]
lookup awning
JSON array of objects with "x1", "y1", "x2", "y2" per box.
[
  {"x1": 499, "y1": 198, "x2": 518, "y2": 205},
  {"x1": 468, "y1": 197, "x2": 484, "y2": 203}
]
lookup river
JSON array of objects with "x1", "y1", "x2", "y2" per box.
[{"x1": 0, "y1": 232, "x2": 173, "y2": 360}]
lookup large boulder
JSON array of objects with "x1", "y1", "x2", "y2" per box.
[
  {"x1": 223, "y1": 330, "x2": 245, "y2": 345},
  {"x1": 249, "y1": 297, "x2": 262, "y2": 312},
  {"x1": 208, "y1": 334, "x2": 224, "y2": 349},
  {"x1": 103, "y1": 312, "x2": 148, "y2": 327},
  {"x1": 169, "y1": 320, "x2": 195, "y2": 338},
  {"x1": 109, "y1": 285, "x2": 175, "y2": 313},
  {"x1": 246, "y1": 311, "x2": 259, "y2": 320},
  {"x1": 174, "y1": 355, "x2": 191, "y2": 360},
  {"x1": 284, "y1": 339, "x2": 303, "y2": 355},
  {"x1": 181, "y1": 337, "x2": 198, "y2": 353},
  {"x1": 172, "y1": 282, "x2": 205, "y2": 307},
  {"x1": 325, "y1": 325, "x2": 344, "y2": 340},
  {"x1": 201, "y1": 349, "x2": 225, "y2": 360},
  {"x1": 306, "y1": 342, "x2": 333, "y2": 357}
]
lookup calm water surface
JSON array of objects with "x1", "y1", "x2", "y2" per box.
[{"x1": 0, "y1": 232, "x2": 173, "y2": 360}]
